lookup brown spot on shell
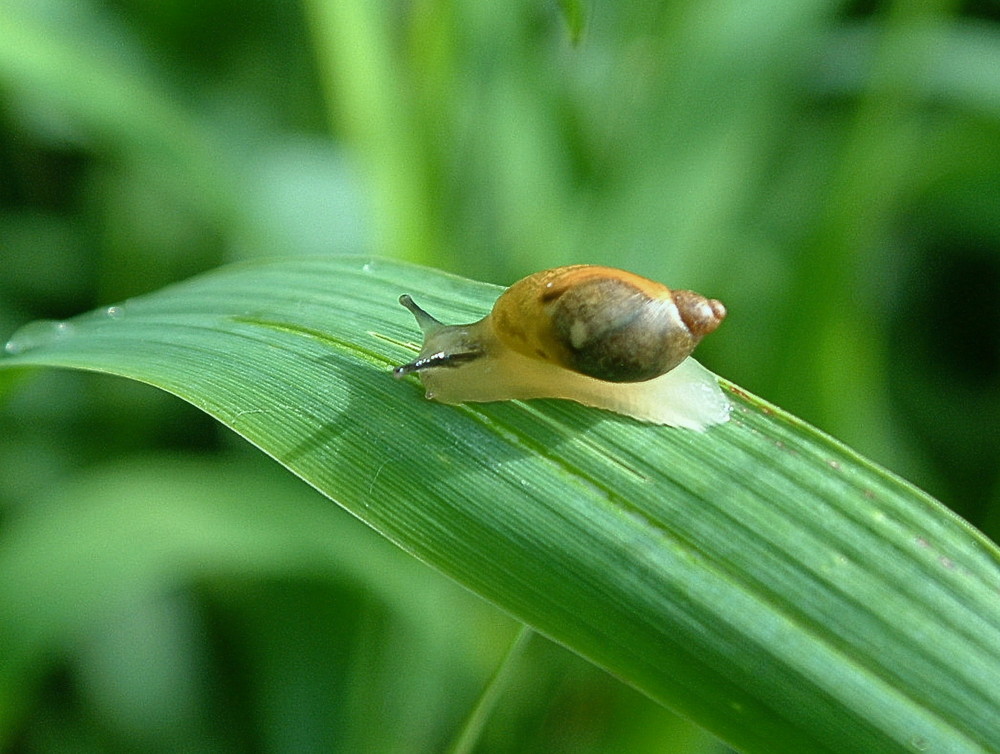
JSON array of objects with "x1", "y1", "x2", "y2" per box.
[
  {"x1": 539, "y1": 284, "x2": 567, "y2": 303},
  {"x1": 494, "y1": 307, "x2": 527, "y2": 343}
]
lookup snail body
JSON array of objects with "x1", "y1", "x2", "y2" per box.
[{"x1": 394, "y1": 265, "x2": 730, "y2": 430}]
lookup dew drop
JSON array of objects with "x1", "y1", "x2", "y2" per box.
[{"x1": 3, "y1": 319, "x2": 75, "y2": 355}]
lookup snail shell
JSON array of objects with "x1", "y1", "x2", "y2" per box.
[{"x1": 394, "y1": 265, "x2": 730, "y2": 430}]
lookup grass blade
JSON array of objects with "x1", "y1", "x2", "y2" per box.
[{"x1": 2, "y1": 256, "x2": 998, "y2": 753}]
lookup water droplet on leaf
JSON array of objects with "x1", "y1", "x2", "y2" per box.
[{"x1": 3, "y1": 320, "x2": 75, "y2": 355}]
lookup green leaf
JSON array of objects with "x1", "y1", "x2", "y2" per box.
[{"x1": 2, "y1": 257, "x2": 999, "y2": 753}]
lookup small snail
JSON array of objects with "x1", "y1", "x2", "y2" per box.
[{"x1": 394, "y1": 265, "x2": 730, "y2": 430}]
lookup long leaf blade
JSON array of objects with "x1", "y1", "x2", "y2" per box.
[{"x1": 2, "y1": 257, "x2": 998, "y2": 753}]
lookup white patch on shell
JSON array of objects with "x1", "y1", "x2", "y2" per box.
[
  {"x1": 661, "y1": 298, "x2": 687, "y2": 334},
  {"x1": 568, "y1": 319, "x2": 589, "y2": 349}
]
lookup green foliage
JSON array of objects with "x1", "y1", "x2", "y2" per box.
[{"x1": 1, "y1": 0, "x2": 999, "y2": 751}]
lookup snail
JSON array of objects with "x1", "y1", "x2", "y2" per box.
[{"x1": 393, "y1": 265, "x2": 730, "y2": 430}]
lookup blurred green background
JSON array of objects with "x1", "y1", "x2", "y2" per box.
[{"x1": 1, "y1": 0, "x2": 998, "y2": 751}]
